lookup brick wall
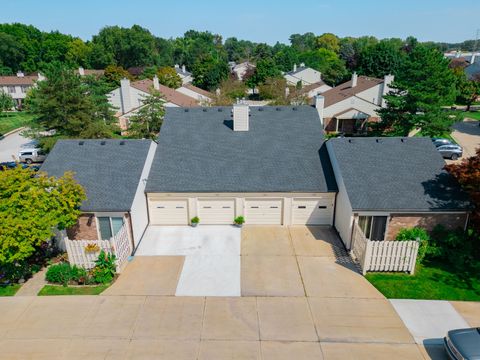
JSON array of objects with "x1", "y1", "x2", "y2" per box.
[
  {"x1": 67, "y1": 214, "x2": 98, "y2": 240},
  {"x1": 386, "y1": 213, "x2": 468, "y2": 240}
]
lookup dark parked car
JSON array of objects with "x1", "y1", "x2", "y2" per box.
[
  {"x1": 437, "y1": 144, "x2": 463, "y2": 160},
  {"x1": 0, "y1": 162, "x2": 30, "y2": 171},
  {"x1": 444, "y1": 328, "x2": 480, "y2": 359}
]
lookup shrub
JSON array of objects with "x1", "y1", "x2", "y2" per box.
[
  {"x1": 234, "y1": 216, "x2": 245, "y2": 225},
  {"x1": 91, "y1": 250, "x2": 116, "y2": 284},
  {"x1": 396, "y1": 227, "x2": 430, "y2": 264},
  {"x1": 191, "y1": 216, "x2": 199, "y2": 224},
  {"x1": 45, "y1": 263, "x2": 88, "y2": 286}
]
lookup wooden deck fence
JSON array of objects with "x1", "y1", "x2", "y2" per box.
[{"x1": 351, "y1": 223, "x2": 419, "y2": 275}]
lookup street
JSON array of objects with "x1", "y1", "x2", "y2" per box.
[{"x1": 0, "y1": 130, "x2": 36, "y2": 163}]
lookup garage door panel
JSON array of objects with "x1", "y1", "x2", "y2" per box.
[
  {"x1": 198, "y1": 199, "x2": 235, "y2": 224},
  {"x1": 149, "y1": 199, "x2": 188, "y2": 225},
  {"x1": 292, "y1": 198, "x2": 333, "y2": 225},
  {"x1": 245, "y1": 199, "x2": 282, "y2": 225}
]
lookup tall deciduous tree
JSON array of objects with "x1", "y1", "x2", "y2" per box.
[
  {"x1": 299, "y1": 48, "x2": 348, "y2": 85},
  {"x1": 315, "y1": 33, "x2": 340, "y2": 53},
  {"x1": 128, "y1": 90, "x2": 165, "y2": 139},
  {"x1": 0, "y1": 92, "x2": 14, "y2": 113},
  {"x1": 0, "y1": 168, "x2": 85, "y2": 264},
  {"x1": 358, "y1": 39, "x2": 406, "y2": 78},
  {"x1": 156, "y1": 66, "x2": 182, "y2": 88}
]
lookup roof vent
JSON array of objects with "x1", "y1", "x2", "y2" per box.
[
  {"x1": 217, "y1": 108, "x2": 223, "y2": 112},
  {"x1": 184, "y1": 109, "x2": 189, "y2": 112},
  {"x1": 375, "y1": 139, "x2": 381, "y2": 143},
  {"x1": 100, "y1": 141, "x2": 106, "y2": 145},
  {"x1": 292, "y1": 107, "x2": 297, "y2": 111},
  {"x1": 258, "y1": 108, "x2": 263, "y2": 111},
  {"x1": 400, "y1": 138, "x2": 405, "y2": 143},
  {"x1": 348, "y1": 139, "x2": 352, "y2": 143},
  {"x1": 120, "y1": 141, "x2": 126, "y2": 145},
  {"x1": 276, "y1": 107, "x2": 281, "y2": 111},
  {"x1": 78, "y1": 141, "x2": 84, "y2": 145}
]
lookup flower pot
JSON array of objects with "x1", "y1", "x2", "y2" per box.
[
  {"x1": 234, "y1": 223, "x2": 243, "y2": 228},
  {"x1": 191, "y1": 223, "x2": 198, "y2": 227}
]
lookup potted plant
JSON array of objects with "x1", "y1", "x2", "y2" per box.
[
  {"x1": 191, "y1": 217, "x2": 199, "y2": 227},
  {"x1": 84, "y1": 243, "x2": 100, "y2": 253},
  {"x1": 234, "y1": 216, "x2": 245, "y2": 228}
]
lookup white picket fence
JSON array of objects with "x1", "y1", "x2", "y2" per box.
[
  {"x1": 63, "y1": 224, "x2": 132, "y2": 273},
  {"x1": 351, "y1": 223, "x2": 419, "y2": 275}
]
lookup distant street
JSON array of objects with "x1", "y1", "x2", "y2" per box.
[{"x1": 0, "y1": 130, "x2": 36, "y2": 162}]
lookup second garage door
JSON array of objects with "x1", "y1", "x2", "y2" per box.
[
  {"x1": 198, "y1": 199, "x2": 235, "y2": 224},
  {"x1": 245, "y1": 199, "x2": 283, "y2": 225},
  {"x1": 292, "y1": 198, "x2": 333, "y2": 225},
  {"x1": 149, "y1": 199, "x2": 188, "y2": 225}
]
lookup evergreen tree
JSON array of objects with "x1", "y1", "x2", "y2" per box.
[{"x1": 128, "y1": 90, "x2": 165, "y2": 139}]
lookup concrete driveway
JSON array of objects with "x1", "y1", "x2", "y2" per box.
[
  {"x1": 451, "y1": 119, "x2": 480, "y2": 160},
  {"x1": 0, "y1": 129, "x2": 36, "y2": 162}
]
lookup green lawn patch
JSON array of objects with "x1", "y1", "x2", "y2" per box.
[
  {"x1": 38, "y1": 284, "x2": 110, "y2": 296},
  {"x1": 462, "y1": 111, "x2": 480, "y2": 121},
  {"x1": 0, "y1": 284, "x2": 21, "y2": 296},
  {"x1": 0, "y1": 112, "x2": 35, "y2": 134},
  {"x1": 366, "y1": 261, "x2": 480, "y2": 301}
]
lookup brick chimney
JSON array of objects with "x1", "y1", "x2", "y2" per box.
[
  {"x1": 233, "y1": 103, "x2": 249, "y2": 131},
  {"x1": 120, "y1": 78, "x2": 132, "y2": 114}
]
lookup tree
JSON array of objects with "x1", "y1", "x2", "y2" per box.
[
  {"x1": 358, "y1": 39, "x2": 406, "y2": 78},
  {"x1": 0, "y1": 92, "x2": 14, "y2": 113},
  {"x1": 376, "y1": 45, "x2": 458, "y2": 136},
  {"x1": 0, "y1": 167, "x2": 85, "y2": 264},
  {"x1": 316, "y1": 33, "x2": 340, "y2": 53},
  {"x1": 289, "y1": 33, "x2": 317, "y2": 52},
  {"x1": 258, "y1": 77, "x2": 288, "y2": 103},
  {"x1": 455, "y1": 72, "x2": 480, "y2": 111},
  {"x1": 65, "y1": 38, "x2": 92, "y2": 68},
  {"x1": 192, "y1": 54, "x2": 229, "y2": 91},
  {"x1": 274, "y1": 46, "x2": 300, "y2": 72},
  {"x1": 299, "y1": 49, "x2": 348, "y2": 85},
  {"x1": 128, "y1": 90, "x2": 165, "y2": 139},
  {"x1": 246, "y1": 59, "x2": 281, "y2": 89},
  {"x1": 213, "y1": 77, "x2": 247, "y2": 105},
  {"x1": 104, "y1": 64, "x2": 132, "y2": 86},
  {"x1": 156, "y1": 66, "x2": 182, "y2": 88}
]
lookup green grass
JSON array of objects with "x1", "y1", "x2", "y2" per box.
[
  {"x1": 366, "y1": 261, "x2": 480, "y2": 301},
  {"x1": 38, "y1": 284, "x2": 110, "y2": 296},
  {"x1": 414, "y1": 130, "x2": 456, "y2": 143},
  {"x1": 0, "y1": 112, "x2": 35, "y2": 134},
  {"x1": 462, "y1": 111, "x2": 480, "y2": 121},
  {"x1": 0, "y1": 284, "x2": 21, "y2": 296}
]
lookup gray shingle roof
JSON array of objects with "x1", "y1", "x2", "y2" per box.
[
  {"x1": 40, "y1": 139, "x2": 153, "y2": 212},
  {"x1": 327, "y1": 137, "x2": 471, "y2": 212},
  {"x1": 146, "y1": 106, "x2": 337, "y2": 193}
]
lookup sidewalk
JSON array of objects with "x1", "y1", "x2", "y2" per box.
[{"x1": 15, "y1": 268, "x2": 48, "y2": 296}]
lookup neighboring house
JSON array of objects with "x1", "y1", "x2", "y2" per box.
[
  {"x1": 444, "y1": 51, "x2": 480, "y2": 65},
  {"x1": 0, "y1": 72, "x2": 45, "y2": 108},
  {"x1": 231, "y1": 61, "x2": 256, "y2": 81},
  {"x1": 145, "y1": 105, "x2": 338, "y2": 226},
  {"x1": 40, "y1": 139, "x2": 157, "y2": 250},
  {"x1": 297, "y1": 81, "x2": 332, "y2": 99},
  {"x1": 107, "y1": 77, "x2": 199, "y2": 129},
  {"x1": 465, "y1": 61, "x2": 480, "y2": 80},
  {"x1": 176, "y1": 83, "x2": 213, "y2": 104},
  {"x1": 75, "y1": 67, "x2": 105, "y2": 77},
  {"x1": 284, "y1": 63, "x2": 323, "y2": 86},
  {"x1": 174, "y1": 64, "x2": 193, "y2": 84},
  {"x1": 326, "y1": 137, "x2": 471, "y2": 249},
  {"x1": 315, "y1": 72, "x2": 393, "y2": 134}
]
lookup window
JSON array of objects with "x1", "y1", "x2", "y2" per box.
[
  {"x1": 20, "y1": 86, "x2": 29, "y2": 93},
  {"x1": 7, "y1": 86, "x2": 15, "y2": 93},
  {"x1": 97, "y1": 216, "x2": 124, "y2": 240},
  {"x1": 358, "y1": 216, "x2": 387, "y2": 241}
]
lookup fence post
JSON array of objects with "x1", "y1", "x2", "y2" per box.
[
  {"x1": 409, "y1": 240, "x2": 419, "y2": 274},
  {"x1": 362, "y1": 240, "x2": 372, "y2": 275}
]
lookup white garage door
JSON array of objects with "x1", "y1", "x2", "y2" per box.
[
  {"x1": 245, "y1": 199, "x2": 283, "y2": 225},
  {"x1": 149, "y1": 199, "x2": 188, "y2": 225},
  {"x1": 292, "y1": 198, "x2": 333, "y2": 225},
  {"x1": 198, "y1": 199, "x2": 235, "y2": 224}
]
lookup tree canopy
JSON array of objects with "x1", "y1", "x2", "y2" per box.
[{"x1": 156, "y1": 66, "x2": 182, "y2": 88}]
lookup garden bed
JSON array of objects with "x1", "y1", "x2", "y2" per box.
[{"x1": 38, "y1": 284, "x2": 110, "y2": 296}]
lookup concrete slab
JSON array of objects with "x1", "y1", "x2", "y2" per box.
[
  {"x1": 320, "y1": 342, "x2": 425, "y2": 360},
  {"x1": 309, "y1": 297, "x2": 414, "y2": 344},
  {"x1": 390, "y1": 300, "x2": 469, "y2": 345},
  {"x1": 136, "y1": 225, "x2": 241, "y2": 256},
  {"x1": 126, "y1": 340, "x2": 200, "y2": 360},
  {"x1": 298, "y1": 256, "x2": 382, "y2": 298},
  {"x1": 1, "y1": 339, "x2": 71, "y2": 359},
  {"x1": 175, "y1": 255, "x2": 240, "y2": 296},
  {"x1": 132, "y1": 296, "x2": 204, "y2": 340},
  {"x1": 257, "y1": 297, "x2": 318, "y2": 341},
  {"x1": 241, "y1": 256, "x2": 304, "y2": 297},
  {"x1": 202, "y1": 297, "x2": 259, "y2": 340},
  {"x1": 451, "y1": 119, "x2": 480, "y2": 159},
  {"x1": 198, "y1": 340, "x2": 261, "y2": 360},
  {"x1": 261, "y1": 341, "x2": 324, "y2": 360},
  {"x1": 7, "y1": 296, "x2": 99, "y2": 339},
  {"x1": 66, "y1": 339, "x2": 129, "y2": 359},
  {"x1": 102, "y1": 256, "x2": 184, "y2": 296},
  {"x1": 82, "y1": 296, "x2": 145, "y2": 338},
  {"x1": 14, "y1": 267, "x2": 48, "y2": 296},
  {"x1": 0, "y1": 296, "x2": 33, "y2": 336},
  {"x1": 241, "y1": 226, "x2": 294, "y2": 255},
  {"x1": 450, "y1": 301, "x2": 480, "y2": 327},
  {"x1": 289, "y1": 226, "x2": 347, "y2": 257}
]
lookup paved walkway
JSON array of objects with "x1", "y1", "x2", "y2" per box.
[
  {"x1": 0, "y1": 129, "x2": 36, "y2": 162},
  {"x1": 14, "y1": 267, "x2": 48, "y2": 297}
]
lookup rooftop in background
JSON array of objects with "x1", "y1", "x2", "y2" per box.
[
  {"x1": 174, "y1": 64, "x2": 191, "y2": 76},
  {"x1": 327, "y1": 137, "x2": 471, "y2": 212},
  {"x1": 0, "y1": 72, "x2": 40, "y2": 86},
  {"x1": 321, "y1": 75, "x2": 383, "y2": 108},
  {"x1": 40, "y1": 139, "x2": 153, "y2": 212},
  {"x1": 146, "y1": 106, "x2": 337, "y2": 193},
  {"x1": 131, "y1": 79, "x2": 199, "y2": 107}
]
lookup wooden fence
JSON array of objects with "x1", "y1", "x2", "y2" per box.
[
  {"x1": 62, "y1": 224, "x2": 131, "y2": 273},
  {"x1": 351, "y1": 223, "x2": 419, "y2": 275}
]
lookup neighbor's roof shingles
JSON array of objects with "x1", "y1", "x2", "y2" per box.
[
  {"x1": 40, "y1": 139, "x2": 153, "y2": 212},
  {"x1": 327, "y1": 137, "x2": 471, "y2": 212},
  {"x1": 146, "y1": 106, "x2": 337, "y2": 193},
  {"x1": 131, "y1": 79, "x2": 198, "y2": 107},
  {"x1": 0, "y1": 75, "x2": 38, "y2": 86},
  {"x1": 322, "y1": 76, "x2": 383, "y2": 108}
]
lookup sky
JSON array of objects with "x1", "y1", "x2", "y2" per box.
[{"x1": 1, "y1": 0, "x2": 479, "y2": 44}]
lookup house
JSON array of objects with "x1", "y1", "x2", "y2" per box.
[
  {"x1": 284, "y1": 63, "x2": 323, "y2": 86},
  {"x1": 144, "y1": 105, "x2": 338, "y2": 226},
  {"x1": 40, "y1": 139, "x2": 157, "y2": 250},
  {"x1": 326, "y1": 137, "x2": 471, "y2": 249},
  {"x1": 75, "y1": 67, "x2": 105, "y2": 77},
  {"x1": 465, "y1": 61, "x2": 480, "y2": 80},
  {"x1": 107, "y1": 77, "x2": 199, "y2": 129},
  {"x1": 231, "y1": 61, "x2": 256, "y2": 81},
  {"x1": 297, "y1": 81, "x2": 332, "y2": 99},
  {"x1": 174, "y1": 64, "x2": 193, "y2": 84},
  {"x1": 176, "y1": 83, "x2": 213, "y2": 104},
  {"x1": 0, "y1": 71, "x2": 45, "y2": 108},
  {"x1": 315, "y1": 72, "x2": 394, "y2": 134}
]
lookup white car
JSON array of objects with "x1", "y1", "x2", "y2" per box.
[{"x1": 18, "y1": 148, "x2": 47, "y2": 164}]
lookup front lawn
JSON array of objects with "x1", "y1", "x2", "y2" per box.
[
  {"x1": 38, "y1": 284, "x2": 110, "y2": 296},
  {"x1": 366, "y1": 261, "x2": 480, "y2": 301},
  {"x1": 0, "y1": 284, "x2": 21, "y2": 296},
  {"x1": 0, "y1": 112, "x2": 35, "y2": 134},
  {"x1": 462, "y1": 111, "x2": 480, "y2": 121}
]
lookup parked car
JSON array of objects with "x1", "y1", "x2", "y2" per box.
[
  {"x1": 437, "y1": 144, "x2": 463, "y2": 160},
  {"x1": 432, "y1": 138, "x2": 453, "y2": 147},
  {"x1": 0, "y1": 162, "x2": 28, "y2": 170},
  {"x1": 18, "y1": 148, "x2": 46, "y2": 164},
  {"x1": 444, "y1": 328, "x2": 480, "y2": 359}
]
